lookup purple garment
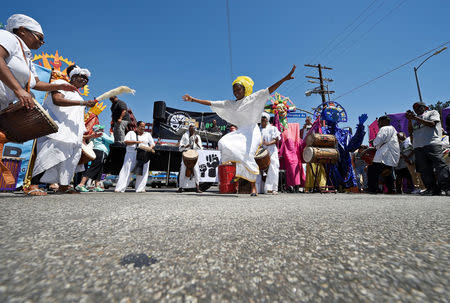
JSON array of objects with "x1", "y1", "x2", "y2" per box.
[
  {"x1": 388, "y1": 113, "x2": 410, "y2": 136},
  {"x1": 443, "y1": 108, "x2": 450, "y2": 131}
]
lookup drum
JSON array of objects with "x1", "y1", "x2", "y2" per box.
[
  {"x1": 79, "y1": 142, "x2": 96, "y2": 165},
  {"x1": 137, "y1": 145, "x2": 155, "y2": 153},
  {"x1": 182, "y1": 149, "x2": 198, "y2": 177},
  {"x1": 218, "y1": 162, "x2": 237, "y2": 194},
  {"x1": 303, "y1": 147, "x2": 339, "y2": 164},
  {"x1": 254, "y1": 148, "x2": 271, "y2": 171},
  {"x1": 360, "y1": 147, "x2": 376, "y2": 165},
  {"x1": 305, "y1": 133, "x2": 337, "y2": 148},
  {"x1": 0, "y1": 100, "x2": 58, "y2": 143}
]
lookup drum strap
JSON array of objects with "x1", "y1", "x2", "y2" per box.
[{"x1": 15, "y1": 36, "x2": 32, "y2": 93}]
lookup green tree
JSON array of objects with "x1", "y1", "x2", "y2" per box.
[{"x1": 428, "y1": 100, "x2": 450, "y2": 111}]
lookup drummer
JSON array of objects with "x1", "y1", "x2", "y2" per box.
[
  {"x1": 0, "y1": 14, "x2": 76, "y2": 110},
  {"x1": 182, "y1": 65, "x2": 296, "y2": 196},
  {"x1": 115, "y1": 121, "x2": 155, "y2": 193},
  {"x1": 256, "y1": 112, "x2": 281, "y2": 194},
  {"x1": 178, "y1": 124, "x2": 203, "y2": 193},
  {"x1": 29, "y1": 65, "x2": 97, "y2": 195}
]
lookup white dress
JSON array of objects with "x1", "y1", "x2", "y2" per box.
[
  {"x1": 32, "y1": 79, "x2": 85, "y2": 185},
  {"x1": 210, "y1": 88, "x2": 270, "y2": 182},
  {"x1": 115, "y1": 131, "x2": 155, "y2": 192},
  {"x1": 257, "y1": 124, "x2": 281, "y2": 193},
  {"x1": 0, "y1": 30, "x2": 37, "y2": 110},
  {"x1": 179, "y1": 132, "x2": 203, "y2": 188}
]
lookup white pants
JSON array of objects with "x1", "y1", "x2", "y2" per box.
[
  {"x1": 115, "y1": 151, "x2": 149, "y2": 192},
  {"x1": 179, "y1": 159, "x2": 200, "y2": 189},
  {"x1": 255, "y1": 151, "x2": 280, "y2": 193}
]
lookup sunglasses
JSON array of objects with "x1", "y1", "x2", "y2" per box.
[
  {"x1": 26, "y1": 28, "x2": 44, "y2": 42},
  {"x1": 74, "y1": 75, "x2": 89, "y2": 83}
]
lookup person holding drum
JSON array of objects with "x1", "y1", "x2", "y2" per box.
[
  {"x1": 115, "y1": 121, "x2": 155, "y2": 193},
  {"x1": 29, "y1": 65, "x2": 97, "y2": 195},
  {"x1": 367, "y1": 116, "x2": 400, "y2": 194},
  {"x1": 0, "y1": 14, "x2": 76, "y2": 111},
  {"x1": 178, "y1": 124, "x2": 203, "y2": 193},
  {"x1": 75, "y1": 125, "x2": 114, "y2": 192},
  {"x1": 182, "y1": 65, "x2": 296, "y2": 196},
  {"x1": 256, "y1": 112, "x2": 281, "y2": 194}
]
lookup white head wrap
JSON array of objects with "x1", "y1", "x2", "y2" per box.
[
  {"x1": 261, "y1": 112, "x2": 270, "y2": 121},
  {"x1": 69, "y1": 66, "x2": 91, "y2": 79},
  {"x1": 6, "y1": 14, "x2": 43, "y2": 35}
]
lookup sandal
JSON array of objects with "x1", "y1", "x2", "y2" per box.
[
  {"x1": 57, "y1": 186, "x2": 80, "y2": 194},
  {"x1": 24, "y1": 185, "x2": 47, "y2": 196}
]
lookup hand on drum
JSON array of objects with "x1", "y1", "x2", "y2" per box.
[
  {"x1": 57, "y1": 83, "x2": 77, "y2": 92},
  {"x1": 85, "y1": 100, "x2": 98, "y2": 107},
  {"x1": 15, "y1": 88, "x2": 35, "y2": 110}
]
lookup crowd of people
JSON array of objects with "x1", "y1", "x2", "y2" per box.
[{"x1": 1, "y1": 14, "x2": 449, "y2": 197}]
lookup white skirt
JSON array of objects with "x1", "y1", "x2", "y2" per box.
[{"x1": 218, "y1": 124, "x2": 261, "y2": 182}]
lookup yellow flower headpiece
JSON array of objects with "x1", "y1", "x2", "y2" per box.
[{"x1": 232, "y1": 76, "x2": 254, "y2": 97}]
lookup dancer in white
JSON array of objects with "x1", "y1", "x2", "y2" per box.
[
  {"x1": 257, "y1": 112, "x2": 281, "y2": 194},
  {"x1": 31, "y1": 65, "x2": 96, "y2": 194},
  {"x1": 178, "y1": 124, "x2": 203, "y2": 193},
  {"x1": 115, "y1": 121, "x2": 155, "y2": 193},
  {"x1": 182, "y1": 65, "x2": 295, "y2": 196}
]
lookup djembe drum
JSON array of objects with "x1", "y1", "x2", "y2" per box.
[
  {"x1": 305, "y1": 133, "x2": 337, "y2": 148},
  {"x1": 360, "y1": 147, "x2": 376, "y2": 165},
  {"x1": 78, "y1": 142, "x2": 97, "y2": 165},
  {"x1": 182, "y1": 149, "x2": 199, "y2": 177},
  {"x1": 303, "y1": 147, "x2": 339, "y2": 164},
  {"x1": 0, "y1": 101, "x2": 58, "y2": 186},
  {"x1": 254, "y1": 148, "x2": 271, "y2": 171}
]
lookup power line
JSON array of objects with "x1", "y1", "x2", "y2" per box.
[
  {"x1": 284, "y1": 0, "x2": 407, "y2": 96},
  {"x1": 318, "y1": 0, "x2": 385, "y2": 63},
  {"x1": 282, "y1": 0, "x2": 383, "y2": 93},
  {"x1": 327, "y1": 0, "x2": 408, "y2": 65},
  {"x1": 334, "y1": 41, "x2": 450, "y2": 100},
  {"x1": 225, "y1": 0, "x2": 233, "y2": 82}
]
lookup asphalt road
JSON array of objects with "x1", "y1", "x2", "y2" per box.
[{"x1": 0, "y1": 189, "x2": 448, "y2": 302}]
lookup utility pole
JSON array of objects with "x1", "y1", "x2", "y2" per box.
[{"x1": 305, "y1": 64, "x2": 334, "y2": 105}]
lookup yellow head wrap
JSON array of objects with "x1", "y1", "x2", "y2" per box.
[{"x1": 232, "y1": 76, "x2": 254, "y2": 97}]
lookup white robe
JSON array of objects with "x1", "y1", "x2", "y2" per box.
[
  {"x1": 179, "y1": 132, "x2": 202, "y2": 188},
  {"x1": 32, "y1": 79, "x2": 86, "y2": 185},
  {"x1": 256, "y1": 124, "x2": 281, "y2": 193},
  {"x1": 210, "y1": 88, "x2": 270, "y2": 182}
]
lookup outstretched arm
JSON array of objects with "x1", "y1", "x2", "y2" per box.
[
  {"x1": 182, "y1": 94, "x2": 212, "y2": 106},
  {"x1": 268, "y1": 65, "x2": 296, "y2": 94},
  {"x1": 34, "y1": 78, "x2": 77, "y2": 92}
]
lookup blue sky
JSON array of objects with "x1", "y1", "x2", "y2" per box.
[{"x1": 3, "y1": 0, "x2": 449, "y2": 133}]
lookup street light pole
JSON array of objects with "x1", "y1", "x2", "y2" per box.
[
  {"x1": 414, "y1": 66, "x2": 423, "y2": 102},
  {"x1": 413, "y1": 47, "x2": 447, "y2": 102}
]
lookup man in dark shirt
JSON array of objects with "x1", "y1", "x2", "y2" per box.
[
  {"x1": 110, "y1": 96, "x2": 130, "y2": 143},
  {"x1": 207, "y1": 119, "x2": 222, "y2": 149}
]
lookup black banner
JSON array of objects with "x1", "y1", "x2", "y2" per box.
[{"x1": 152, "y1": 104, "x2": 228, "y2": 141}]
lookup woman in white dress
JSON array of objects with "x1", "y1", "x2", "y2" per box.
[
  {"x1": 0, "y1": 14, "x2": 76, "y2": 110},
  {"x1": 31, "y1": 65, "x2": 97, "y2": 195},
  {"x1": 182, "y1": 65, "x2": 296, "y2": 196}
]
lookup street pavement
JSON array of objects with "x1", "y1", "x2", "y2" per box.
[{"x1": 0, "y1": 189, "x2": 449, "y2": 303}]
